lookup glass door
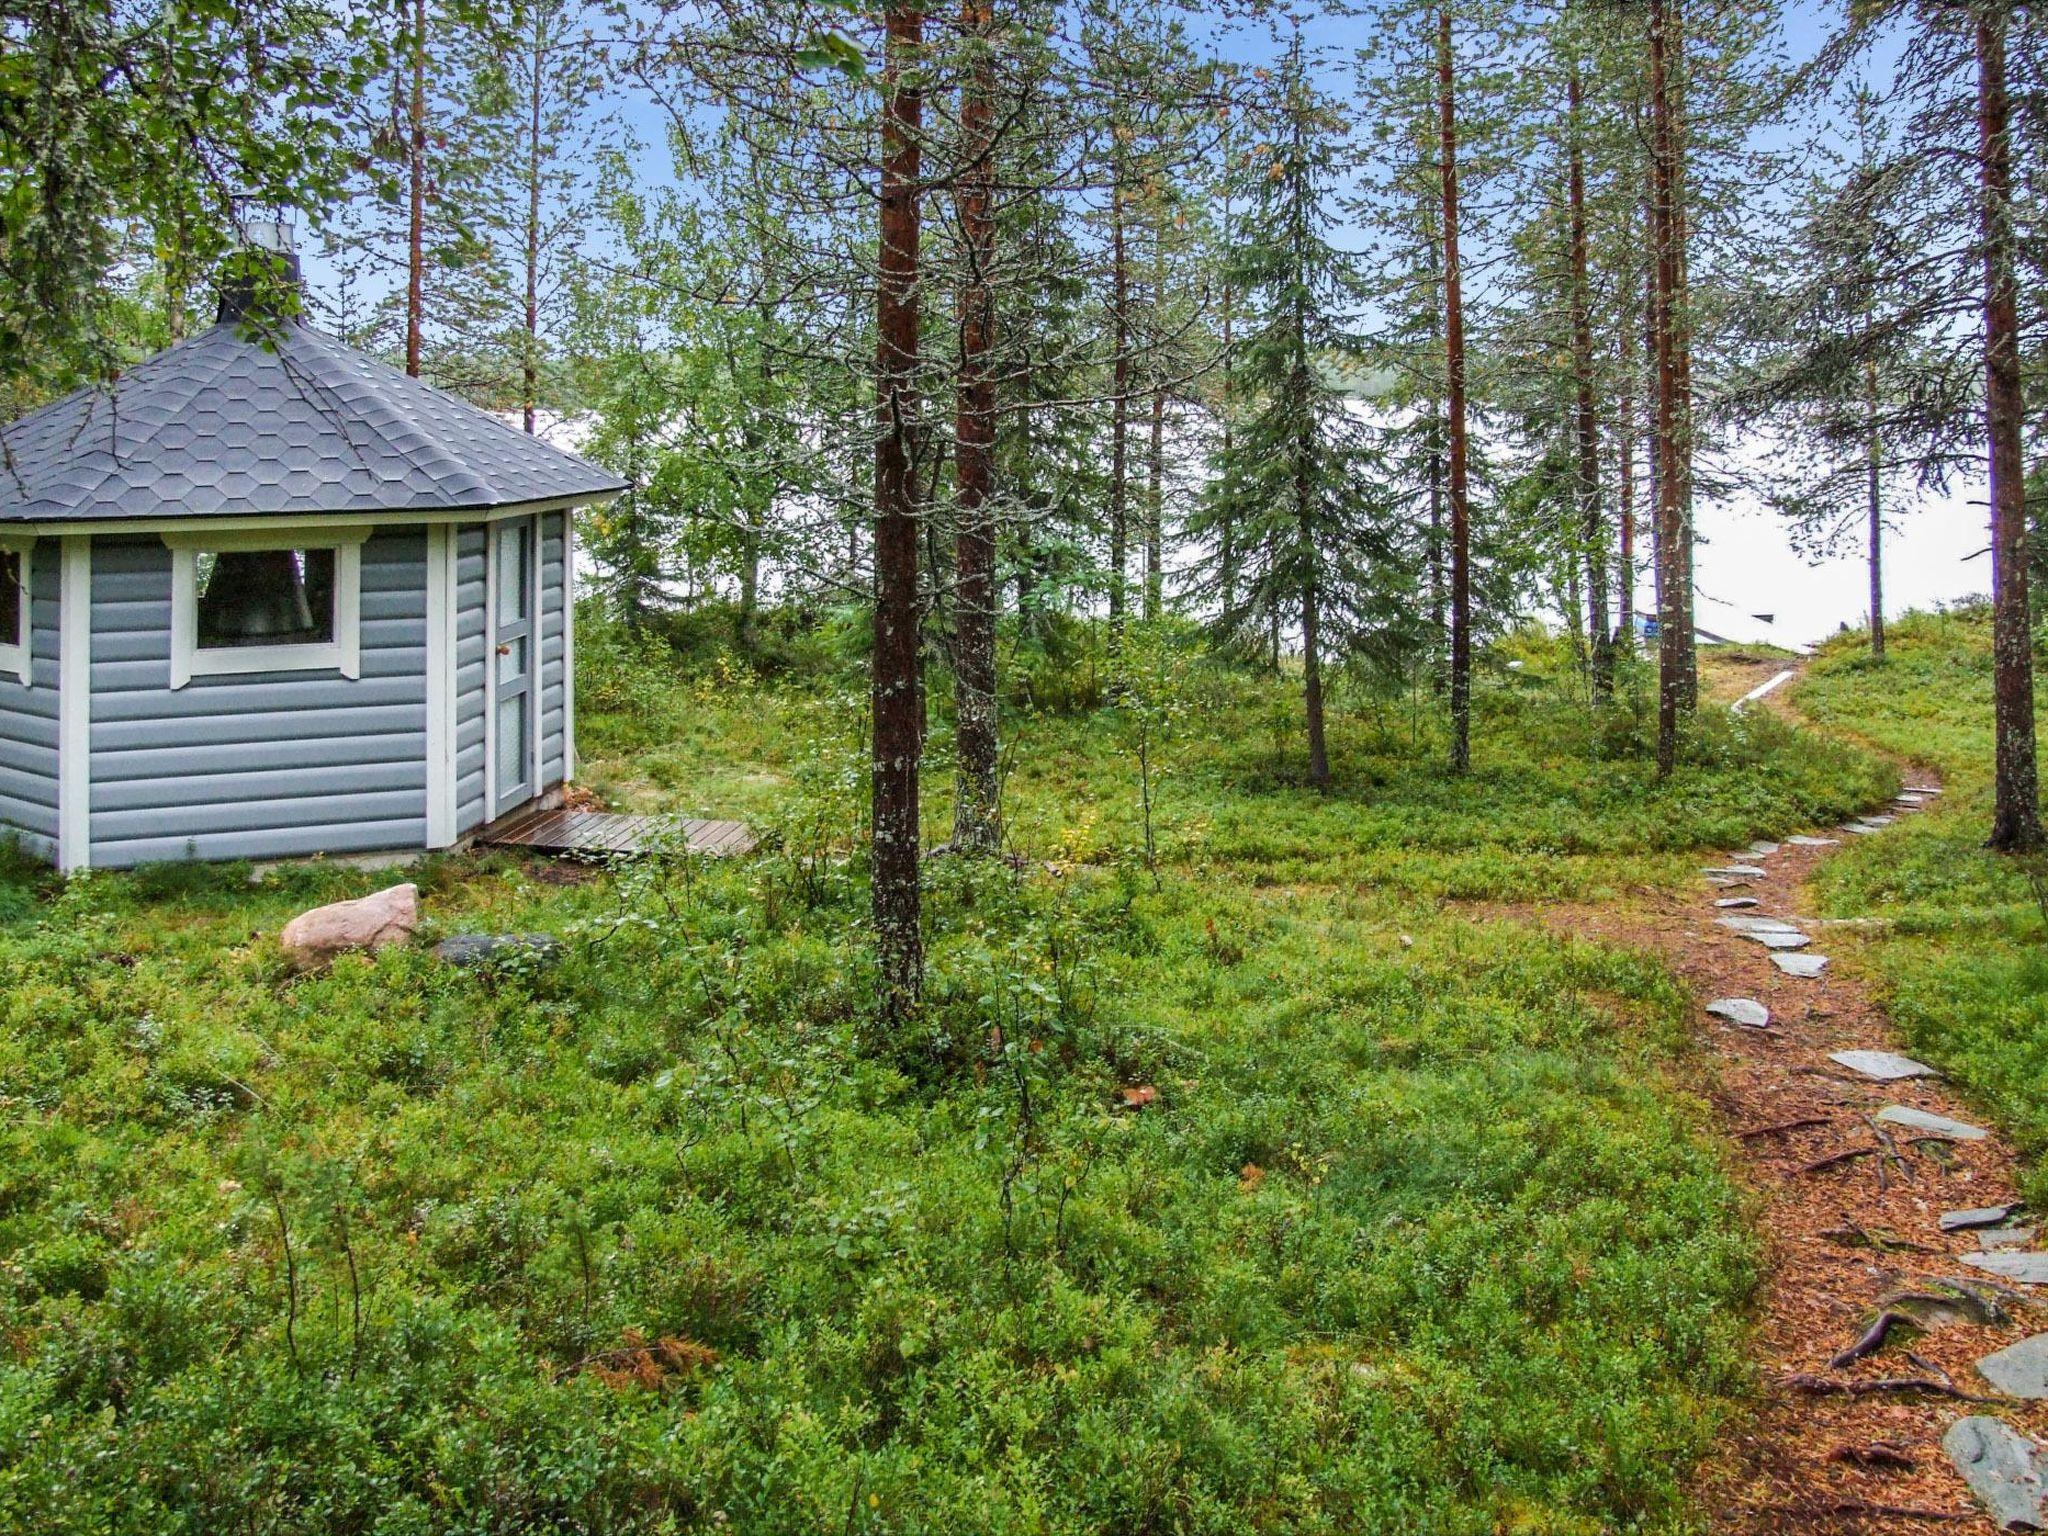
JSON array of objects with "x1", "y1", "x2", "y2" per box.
[{"x1": 491, "y1": 520, "x2": 534, "y2": 816}]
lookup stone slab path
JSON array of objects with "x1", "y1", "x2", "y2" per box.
[{"x1": 1497, "y1": 768, "x2": 2048, "y2": 1532}]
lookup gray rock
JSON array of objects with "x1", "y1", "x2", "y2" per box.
[
  {"x1": 1772, "y1": 952, "x2": 1829, "y2": 978},
  {"x1": 1828, "y1": 1049, "x2": 1940, "y2": 1081},
  {"x1": 1706, "y1": 997, "x2": 1771, "y2": 1029},
  {"x1": 1944, "y1": 1204, "x2": 2025, "y2": 1232},
  {"x1": 1943, "y1": 1416, "x2": 2048, "y2": 1530},
  {"x1": 1744, "y1": 925, "x2": 1810, "y2": 950},
  {"x1": 1861, "y1": 814, "x2": 1897, "y2": 826},
  {"x1": 1744, "y1": 930, "x2": 1813, "y2": 950},
  {"x1": 1876, "y1": 1105, "x2": 1990, "y2": 1141},
  {"x1": 1905, "y1": 784, "x2": 1942, "y2": 795},
  {"x1": 1978, "y1": 1333, "x2": 2048, "y2": 1400},
  {"x1": 435, "y1": 932, "x2": 564, "y2": 968},
  {"x1": 1716, "y1": 896, "x2": 1760, "y2": 909},
  {"x1": 1748, "y1": 840, "x2": 1782, "y2": 856},
  {"x1": 1964, "y1": 1252, "x2": 2048, "y2": 1285},
  {"x1": 1703, "y1": 864, "x2": 1768, "y2": 879},
  {"x1": 1983, "y1": 1227, "x2": 2040, "y2": 1252},
  {"x1": 1844, "y1": 822, "x2": 1884, "y2": 835},
  {"x1": 1716, "y1": 914, "x2": 1801, "y2": 933},
  {"x1": 1787, "y1": 835, "x2": 1839, "y2": 847}
]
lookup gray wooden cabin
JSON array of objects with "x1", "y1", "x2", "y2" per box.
[{"x1": 0, "y1": 314, "x2": 625, "y2": 871}]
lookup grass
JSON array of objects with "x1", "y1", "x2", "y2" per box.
[
  {"x1": 0, "y1": 617, "x2": 1901, "y2": 1534},
  {"x1": 1794, "y1": 606, "x2": 2048, "y2": 1207}
]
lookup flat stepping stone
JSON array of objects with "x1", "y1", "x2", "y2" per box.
[
  {"x1": 1703, "y1": 865, "x2": 1768, "y2": 879},
  {"x1": 1716, "y1": 915, "x2": 1801, "y2": 933},
  {"x1": 1716, "y1": 896, "x2": 1760, "y2": 908},
  {"x1": 1843, "y1": 823, "x2": 1885, "y2": 835},
  {"x1": 1772, "y1": 952, "x2": 1830, "y2": 977},
  {"x1": 1944, "y1": 1416, "x2": 2048, "y2": 1530},
  {"x1": 1944, "y1": 1204, "x2": 2024, "y2": 1232},
  {"x1": 1787, "y1": 835, "x2": 1838, "y2": 847},
  {"x1": 1876, "y1": 1105, "x2": 1988, "y2": 1141},
  {"x1": 1706, "y1": 997, "x2": 1771, "y2": 1029},
  {"x1": 1905, "y1": 785, "x2": 1941, "y2": 795},
  {"x1": 1982, "y1": 1226, "x2": 2040, "y2": 1252},
  {"x1": 1830, "y1": 1049, "x2": 1939, "y2": 1081},
  {"x1": 1964, "y1": 1252, "x2": 2048, "y2": 1284},
  {"x1": 1748, "y1": 841, "x2": 1781, "y2": 856},
  {"x1": 1861, "y1": 814, "x2": 1897, "y2": 825},
  {"x1": 1977, "y1": 1333, "x2": 2048, "y2": 1400},
  {"x1": 1744, "y1": 930, "x2": 1812, "y2": 950}
]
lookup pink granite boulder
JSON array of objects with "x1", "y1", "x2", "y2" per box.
[{"x1": 279, "y1": 883, "x2": 419, "y2": 972}]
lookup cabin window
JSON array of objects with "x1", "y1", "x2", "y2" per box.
[
  {"x1": 164, "y1": 527, "x2": 368, "y2": 689},
  {"x1": 0, "y1": 538, "x2": 28, "y2": 684}
]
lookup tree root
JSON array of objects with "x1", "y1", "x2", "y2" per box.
[{"x1": 1782, "y1": 1371, "x2": 2004, "y2": 1404}]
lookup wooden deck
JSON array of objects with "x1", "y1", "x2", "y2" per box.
[{"x1": 477, "y1": 806, "x2": 756, "y2": 858}]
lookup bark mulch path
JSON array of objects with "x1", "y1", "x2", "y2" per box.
[{"x1": 1498, "y1": 774, "x2": 2045, "y2": 1532}]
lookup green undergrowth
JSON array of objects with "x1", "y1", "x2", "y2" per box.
[
  {"x1": 1796, "y1": 608, "x2": 2048, "y2": 1206},
  {"x1": 0, "y1": 621, "x2": 1899, "y2": 1534}
]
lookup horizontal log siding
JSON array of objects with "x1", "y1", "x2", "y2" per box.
[
  {"x1": 89, "y1": 530, "x2": 430, "y2": 867},
  {"x1": 0, "y1": 542, "x2": 62, "y2": 858},
  {"x1": 455, "y1": 524, "x2": 488, "y2": 833}
]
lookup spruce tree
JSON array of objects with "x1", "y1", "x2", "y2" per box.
[{"x1": 1188, "y1": 35, "x2": 1412, "y2": 791}]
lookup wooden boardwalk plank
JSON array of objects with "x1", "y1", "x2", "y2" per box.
[{"x1": 477, "y1": 806, "x2": 754, "y2": 859}]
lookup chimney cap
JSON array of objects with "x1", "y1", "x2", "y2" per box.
[{"x1": 232, "y1": 193, "x2": 297, "y2": 256}]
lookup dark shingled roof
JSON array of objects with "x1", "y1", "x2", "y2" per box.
[{"x1": 0, "y1": 318, "x2": 626, "y2": 524}]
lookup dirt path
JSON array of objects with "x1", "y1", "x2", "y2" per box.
[{"x1": 1514, "y1": 698, "x2": 2045, "y2": 1531}]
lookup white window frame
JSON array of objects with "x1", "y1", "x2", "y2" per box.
[
  {"x1": 0, "y1": 532, "x2": 33, "y2": 685},
  {"x1": 163, "y1": 526, "x2": 368, "y2": 690}
]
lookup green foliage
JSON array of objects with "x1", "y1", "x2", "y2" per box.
[
  {"x1": 0, "y1": 625, "x2": 1909, "y2": 1533},
  {"x1": 0, "y1": 1, "x2": 374, "y2": 400},
  {"x1": 1797, "y1": 608, "x2": 2048, "y2": 1205}
]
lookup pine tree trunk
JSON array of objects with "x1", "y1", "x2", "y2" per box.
[
  {"x1": 405, "y1": 0, "x2": 428, "y2": 379},
  {"x1": 1618, "y1": 320, "x2": 1635, "y2": 647},
  {"x1": 1108, "y1": 129, "x2": 1130, "y2": 654},
  {"x1": 951, "y1": 0, "x2": 1000, "y2": 854},
  {"x1": 1865, "y1": 357, "x2": 1884, "y2": 662},
  {"x1": 1424, "y1": 210, "x2": 1447, "y2": 681},
  {"x1": 1568, "y1": 68, "x2": 1610, "y2": 693},
  {"x1": 1219, "y1": 162, "x2": 1238, "y2": 621},
  {"x1": 1145, "y1": 381, "x2": 1164, "y2": 622},
  {"x1": 522, "y1": 13, "x2": 543, "y2": 434},
  {"x1": 872, "y1": 0, "x2": 927, "y2": 1022},
  {"x1": 1439, "y1": 3, "x2": 1472, "y2": 774},
  {"x1": 1648, "y1": 0, "x2": 1694, "y2": 777},
  {"x1": 1977, "y1": 8, "x2": 2043, "y2": 852}
]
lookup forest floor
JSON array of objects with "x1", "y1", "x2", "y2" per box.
[
  {"x1": 1504, "y1": 756, "x2": 2041, "y2": 1533},
  {"x1": 1, "y1": 611, "x2": 2040, "y2": 1535}
]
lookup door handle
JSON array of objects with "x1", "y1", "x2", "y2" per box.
[{"x1": 496, "y1": 643, "x2": 511, "y2": 656}]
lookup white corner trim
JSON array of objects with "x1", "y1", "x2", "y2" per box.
[
  {"x1": 424, "y1": 524, "x2": 456, "y2": 847},
  {"x1": 528, "y1": 513, "x2": 542, "y2": 800},
  {"x1": 57, "y1": 536, "x2": 90, "y2": 873},
  {"x1": 0, "y1": 532, "x2": 34, "y2": 685},
  {"x1": 163, "y1": 526, "x2": 368, "y2": 690},
  {"x1": 562, "y1": 515, "x2": 576, "y2": 783}
]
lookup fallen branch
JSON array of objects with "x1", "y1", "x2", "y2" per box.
[
  {"x1": 1761, "y1": 1500, "x2": 1967, "y2": 1524},
  {"x1": 1737, "y1": 1115, "x2": 1832, "y2": 1140},
  {"x1": 1782, "y1": 1371, "x2": 2005, "y2": 1404},
  {"x1": 1798, "y1": 1146, "x2": 1876, "y2": 1175},
  {"x1": 1826, "y1": 1441, "x2": 1917, "y2": 1471}
]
